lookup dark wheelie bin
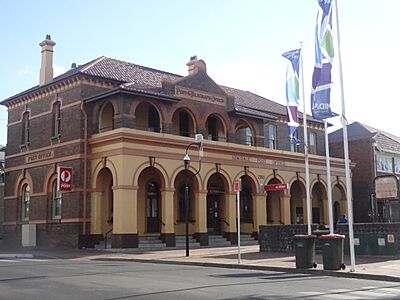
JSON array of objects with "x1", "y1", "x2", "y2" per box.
[
  {"x1": 293, "y1": 234, "x2": 317, "y2": 269},
  {"x1": 320, "y1": 234, "x2": 345, "y2": 270}
]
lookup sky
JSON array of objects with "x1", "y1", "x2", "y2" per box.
[{"x1": 0, "y1": 0, "x2": 399, "y2": 147}]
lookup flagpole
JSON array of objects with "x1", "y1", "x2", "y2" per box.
[
  {"x1": 335, "y1": 0, "x2": 356, "y2": 272},
  {"x1": 324, "y1": 120, "x2": 334, "y2": 234},
  {"x1": 300, "y1": 42, "x2": 312, "y2": 235}
]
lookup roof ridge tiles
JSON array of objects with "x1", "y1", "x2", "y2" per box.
[{"x1": 80, "y1": 56, "x2": 107, "y2": 72}]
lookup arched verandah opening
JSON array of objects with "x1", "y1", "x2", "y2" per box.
[
  {"x1": 137, "y1": 167, "x2": 165, "y2": 234},
  {"x1": 171, "y1": 108, "x2": 196, "y2": 137},
  {"x1": 239, "y1": 174, "x2": 256, "y2": 233},
  {"x1": 266, "y1": 178, "x2": 284, "y2": 224},
  {"x1": 312, "y1": 182, "x2": 327, "y2": 225},
  {"x1": 290, "y1": 180, "x2": 305, "y2": 224},
  {"x1": 332, "y1": 183, "x2": 347, "y2": 223},
  {"x1": 135, "y1": 102, "x2": 161, "y2": 132},
  {"x1": 206, "y1": 173, "x2": 228, "y2": 235},
  {"x1": 93, "y1": 167, "x2": 114, "y2": 235},
  {"x1": 174, "y1": 169, "x2": 199, "y2": 236}
]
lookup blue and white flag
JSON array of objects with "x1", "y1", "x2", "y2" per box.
[
  {"x1": 311, "y1": 0, "x2": 336, "y2": 120},
  {"x1": 283, "y1": 48, "x2": 301, "y2": 145}
]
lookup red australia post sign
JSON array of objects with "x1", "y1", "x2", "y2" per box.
[
  {"x1": 58, "y1": 166, "x2": 73, "y2": 191},
  {"x1": 264, "y1": 183, "x2": 288, "y2": 191}
]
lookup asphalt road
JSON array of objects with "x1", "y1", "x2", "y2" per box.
[{"x1": 1, "y1": 257, "x2": 400, "y2": 299}]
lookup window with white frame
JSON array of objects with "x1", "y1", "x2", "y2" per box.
[
  {"x1": 309, "y1": 132, "x2": 317, "y2": 154},
  {"x1": 22, "y1": 184, "x2": 30, "y2": 219},
  {"x1": 52, "y1": 181, "x2": 62, "y2": 219},
  {"x1": 268, "y1": 125, "x2": 277, "y2": 149},
  {"x1": 376, "y1": 153, "x2": 393, "y2": 173},
  {"x1": 395, "y1": 158, "x2": 400, "y2": 174}
]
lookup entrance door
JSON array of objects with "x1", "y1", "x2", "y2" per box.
[
  {"x1": 146, "y1": 182, "x2": 160, "y2": 233},
  {"x1": 207, "y1": 195, "x2": 221, "y2": 234}
]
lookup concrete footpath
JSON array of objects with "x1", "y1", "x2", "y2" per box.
[{"x1": 2, "y1": 245, "x2": 400, "y2": 282}]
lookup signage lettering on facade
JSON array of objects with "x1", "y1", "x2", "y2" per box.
[
  {"x1": 25, "y1": 150, "x2": 54, "y2": 163},
  {"x1": 175, "y1": 86, "x2": 226, "y2": 106},
  {"x1": 58, "y1": 166, "x2": 73, "y2": 191},
  {"x1": 264, "y1": 183, "x2": 288, "y2": 191}
]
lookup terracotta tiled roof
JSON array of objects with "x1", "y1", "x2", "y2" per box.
[
  {"x1": 78, "y1": 56, "x2": 182, "y2": 87},
  {"x1": 1, "y1": 55, "x2": 318, "y2": 124}
]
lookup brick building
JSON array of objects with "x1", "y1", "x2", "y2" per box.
[
  {"x1": 329, "y1": 121, "x2": 400, "y2": 222},
  {"x1": 1, "y1": 36, "x2": 349, "y2": 248}
]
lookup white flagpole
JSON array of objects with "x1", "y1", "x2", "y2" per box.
[
  {"x1": 324, "y1": 120, "x2": 334, "y2": 234},
  {"x1": 300, "y1": 42, "x2": 312, "y2": 235},
  {"x1": 335, "y1": 0, "x2": 356, "y2": 272},
  {"x1": 237, "y1": 178, "x2": 241, "y2": 264}
]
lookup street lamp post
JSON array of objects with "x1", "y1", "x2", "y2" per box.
[{"x1": 183, "y1": 135, "x2": 203, "y2": 257}]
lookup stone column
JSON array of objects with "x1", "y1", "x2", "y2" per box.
[
  {"x1": 225, "y1": 192, "x2": 237, "y2": 244},
  {"x1": 281, "y1": 192, "x2": 291, "y2": 225},
  {"x1": 90, "y1": 191, "x2": 102, "y2": 234},
  {"x1": 161, "y1": 187, "x2": 175, "y2": 247},
  {"x1": 253, "y1": 193, "x2": 267, "y2": 239},
  {"x1": 194, "y1": 190, "x2": 208, "y2": 245},
  {"x1": 111, "y1": 186, "x2": 138, "y2": 248}
]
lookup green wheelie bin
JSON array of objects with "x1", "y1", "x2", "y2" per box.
[
  {"x1": 293, "y1": 234, "x2": 317, "y2": 269},
  {"x1": 320, "y1": 234, "x2": 345, "y2": 270}
]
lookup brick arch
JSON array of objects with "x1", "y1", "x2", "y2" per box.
[
  {"x1": 169, "y1": 104, "x2": 199, "y2": 135},
  {"x1": 43, "y1": 166, "x2": 57, "y2": 193},
  {"x1": 91, "y1": 98, "x2": 120, "y2": 132},
  {"x1": 133, "y1": 161, "x2": 168, "y2": 189},
  {"x1": 92, "y1": 159, "x2": 119, "y2": 188},
  {"x1": 15, "y1": 170, "x2": 34, "y2": 196},
  {"x1": 131, "y1": 99, "x2": 164, "y2": 132}
]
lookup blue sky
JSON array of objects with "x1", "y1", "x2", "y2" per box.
[{"x1": 0, "y1": 0, "x2": 399, "y2": 146}]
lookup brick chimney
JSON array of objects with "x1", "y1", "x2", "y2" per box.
[
  {"x1": 186, "y1": 55, "x2": 207, "y2": 75},
  {"x1": 39, "y1": 34, "x2": 56, "y2": 86}
]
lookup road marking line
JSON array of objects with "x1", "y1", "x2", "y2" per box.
[{"x1": 319, "y1": 294, "x2": 362, "y2": 299}]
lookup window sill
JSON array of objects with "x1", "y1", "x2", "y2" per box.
[
  {"x1": 20, "y1": 143, "x2": 29, "y2": 152},
  {"x1": 50, "y1": 135, "x2": 61, "y2": 145},
  {"x1": 49, "y1": 218, "x2": 61, "y2": 223}
]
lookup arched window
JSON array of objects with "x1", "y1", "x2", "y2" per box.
[
  {"x1": 22, "y1": 184, "x2": 30, "y2": 219},
  {"x1": 52, "y1": 181, "x2": 62, "y2": 219},
  {"x1": 52, "y1": 101, "x2": 61, "y2": 137},
  {"x1": 22, "y1": 112, "x2": 30, "y2": 145}
]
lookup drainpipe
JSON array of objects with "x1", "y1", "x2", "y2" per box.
[{"x1": 80, "y1": 102, "x2": 88, "y2": 235}]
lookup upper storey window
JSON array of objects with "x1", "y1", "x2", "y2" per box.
[
  {"x1": 21, "y1": 111, "x2": 30, "y2": 146},
  {"x1": 309, "y1": 132, "x2": 317, "y2": 154},
  {"x1": 268, "y1": 125, "x2": 277, "y2": 149},
  {"x1": 52, "y1": 100, "x2": 61, "y2": 137}
]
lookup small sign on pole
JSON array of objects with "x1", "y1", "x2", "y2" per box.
[{"x1": 57, "y1": 166, "x2": 73, "y2": 191}]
